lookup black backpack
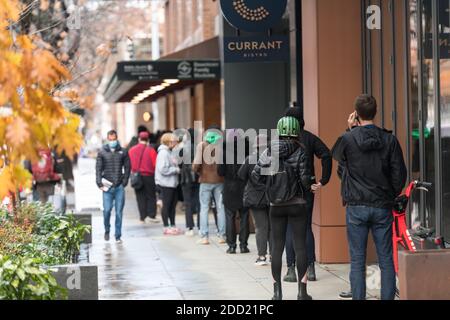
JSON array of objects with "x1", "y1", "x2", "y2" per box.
[{"x1": 266, "y1": 156, "x2": 303, "y2": 204}]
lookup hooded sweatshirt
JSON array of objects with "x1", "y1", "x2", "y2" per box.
[
  {"x1": 332, "y1": 125, "x2": 407, "y2": 209},
  {"x1": 155, "y1": 144, "x2": 179, "y2": 188}
]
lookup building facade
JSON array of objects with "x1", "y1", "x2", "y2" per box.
[{"x1": 288, "y1": 0, "x2": 449, "y2": 262}]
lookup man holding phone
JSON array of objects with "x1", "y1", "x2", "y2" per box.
[{"x1": 331, "y1": 94, "x2": 407, "y2": 300}]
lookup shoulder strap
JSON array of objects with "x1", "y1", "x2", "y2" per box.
[{"x1": 137, "y1": 145, "x2": 146, "y2": 173}]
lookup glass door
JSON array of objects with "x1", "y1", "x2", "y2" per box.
[
  {"x1": 408, "y1": 0, "x2": 447, "y2": 242},
  {"x1": 437, "y1": 0, "x2": 450, "y2": 242}
]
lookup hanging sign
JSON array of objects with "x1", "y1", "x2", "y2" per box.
[{"x1": 220, "y1": 0, "x2": 288, "y2": 32}]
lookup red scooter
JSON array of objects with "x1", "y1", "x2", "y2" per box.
[{"x1": 392, "y1": 180, "x2": 433, "y2": 274}]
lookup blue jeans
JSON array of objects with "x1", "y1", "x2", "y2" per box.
[
  {"x1": 199, "y1": 183, "x2": 226, "y2": 238},
  {"x1": 346, "y1": 206, "x2": 396, "y2": 300},
  {"x1": 103, "y1": 185, "x2": 125, "y2": 240}
]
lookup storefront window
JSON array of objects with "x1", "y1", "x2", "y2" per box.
[{"x1": 438, "y1": 0, "x2": 450, "y2": 241}]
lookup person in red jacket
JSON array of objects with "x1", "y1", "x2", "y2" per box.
[{"x1": 128, "y1": 131, "x2": 160, "y2": 224}]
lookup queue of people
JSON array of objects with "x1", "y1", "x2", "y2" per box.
[{"x1": 94, "y1": 93, "x2": 407, "y2": 301}]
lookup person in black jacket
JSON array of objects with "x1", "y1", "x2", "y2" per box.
[
  {"x1": 332, "y1": 95, "x2": 407, "y2": 300},
  {"x1": 179, "y1": 128, "x2": 201, "y2": 236},
  {"x1": 282, "y1": 106, "x2": 333, "y2": 283},
  {"x1": 238, "y1": 134, "x2": 271, "y2": 266},
  {"x1": 96, "y1": 130, "x2": 131, "y2": 243},
  {"x1": 218, "y1": 130, "x2": 250, "y2": 254},
  {"x1": 252, "y1": 117, "x2": 314, "y2": 301}
]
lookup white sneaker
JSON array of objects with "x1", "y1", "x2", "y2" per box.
[
  {"x1": 116, "y1": 238, "x2": 123, "y2": 244},
  {"x1": 146, "y1": 217, "x2": 161, "y2": 224},
  {"x1": 139, "y1": 220, "x2": 146, "y2": 224},
  {"x1": 185, "y1": 229, "x2": 195, "y2": 237}
]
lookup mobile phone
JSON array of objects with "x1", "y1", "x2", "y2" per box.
[{"x1": 355, "y1": 113, "x2": 361, "y2": 124}]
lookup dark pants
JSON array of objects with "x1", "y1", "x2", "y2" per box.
[
  {"x1": 346, "y1": 206, "x2": 396, "y2": 300},
  {"x1": 181, "y1": 183, "x2": 200, "y2": 229},
  {"x1": 135, "y1": 175, "x2": 157, "y2": 221},
  {"x1": 286, "y1": 192, "x2": 316, "y2": 266},
  {"x1": 251, "y1": 207, "x2": 271, "y2": 257},
  {"x1": 33, "y1": 182, "x2": 56, "y2": 203},
  {"x1": 270, "y1": 205, "x2": 308, "y2": 284},
  {"x1": 160, "y1": 186, "x2": 178, "y2": 227},
  {"x1": 225, "y1": 207, "x2": 250, "y2": 248}
]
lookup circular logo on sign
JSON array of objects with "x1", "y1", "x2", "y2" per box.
[
  {"x1": 220, "y1": 0, "x2": 288, "y2": 32},
  {"x1": 178, "y1": 61, "x2": 192, "y2": 77}
]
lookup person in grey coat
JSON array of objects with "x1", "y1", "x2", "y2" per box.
[{"x1": 155, "y1": 132, "x2": 181, "y2": 234}]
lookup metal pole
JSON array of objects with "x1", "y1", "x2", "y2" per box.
[{"x1": 431, "y1": 0, "x2": 443, "y2": 238}]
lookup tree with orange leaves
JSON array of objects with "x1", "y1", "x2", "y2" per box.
[{"x1": 0, "y1": 0, "x2": 83, "y2": 201}]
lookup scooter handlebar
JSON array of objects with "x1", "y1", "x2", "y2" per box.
[{"x1": 416, "y1": 181, "x2": 432, "y2": 189}]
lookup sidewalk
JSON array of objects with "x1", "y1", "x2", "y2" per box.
[{"x1": 76, "y1": 158, "x2": 381, "y2": 300}]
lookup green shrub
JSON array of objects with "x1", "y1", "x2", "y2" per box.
[
  {"x1": 0, "y1": 255, "x2": 67, "y2": 300},
  {"x1": 0, "y1": 221, "x2": 34, "y2": 257},
  {"x1": 35, "y1": 213, "x2": 91, "y2": 264}
]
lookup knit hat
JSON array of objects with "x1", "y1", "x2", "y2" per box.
[
  {"x1": 205, "y1": 131, "x2": 222, "y2": 145},
  {"x1": 284, "y1": 106, "x2": 305, "y2": 129},
  {"x1": 139, "y1": 131, "x2": 149, "y2": 140}
]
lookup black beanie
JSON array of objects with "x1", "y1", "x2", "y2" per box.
[{"x1": 284, "y1": 106, "x2": 305, "y2": 129}]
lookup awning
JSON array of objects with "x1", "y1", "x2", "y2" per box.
[{"x1": 104, "y1": 59, "x2": 221, "y2": 104}]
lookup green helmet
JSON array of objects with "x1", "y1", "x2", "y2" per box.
[{"x1": 277, "y1": 116, "x2": 300, "y2": 137}]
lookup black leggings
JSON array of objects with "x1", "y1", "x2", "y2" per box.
[
  {"x1": 161, "y1": 187, "x2": 178, "y2": 227},
  {"x1": 270, "y1": 204, "x2": 308, "y2": 284}
]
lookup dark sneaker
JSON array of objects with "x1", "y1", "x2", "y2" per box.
[
  {"x1": 255, "y1": 257, "x2": 268, "y2": 266},
  {"x1": 338, "y1": 291, "x2": 352, "y2": 300},
  {"x1": 104, "y1": 233, "x2": 110, "y2": 241},
  {"x1": 283, "y1": 266, "x2": 297, "y2": 283},
  {"x1": 226, "y1": 247, "x2": 236, "y2": 254},
  {"x1": 307, "y1": 262, "x2": 317, "y2": 281},
  {"x1": 240, "y1": 246, "x2": 250, "y2": 254}
]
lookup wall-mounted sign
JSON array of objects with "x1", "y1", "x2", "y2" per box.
[
  {"x1": 223, "y1": 35, "x2": 289, "y2": 63},
  {"x1": 220, "y1": 0, "x2": 288, "y2": 32},
  {"x1": 116, "y1": 60, "x2": 221, "y2": 81}
]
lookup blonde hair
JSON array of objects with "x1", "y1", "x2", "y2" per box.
[{"x1": 160, "y1": 133, "x2": 176, "y2": 146}]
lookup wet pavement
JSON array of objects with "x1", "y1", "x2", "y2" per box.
[{"x1": 76, "y1": 158, "x2": 381, "y2": 300}]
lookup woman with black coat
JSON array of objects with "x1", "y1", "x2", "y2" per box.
[{"x1": 238, "y1": 134, "x2": 271, "y2": 266}]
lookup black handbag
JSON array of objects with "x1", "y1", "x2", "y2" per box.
[{"x1": 131, "y1": 147, "x2": 146, "y2": 190}]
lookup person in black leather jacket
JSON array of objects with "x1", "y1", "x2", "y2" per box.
[
  {"x1": 332, "y1": 94, "x2": 407, "y2": 300},
  {"x1": 252, "y1": 117, "x2": 313, "y2": 301}
]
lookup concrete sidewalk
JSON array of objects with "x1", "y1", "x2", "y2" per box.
[
  {"x1": 89, "y1": 191, "x2": 382, "y2": 300},
  {"x1": 77, "y1": 158, "x2": 381, "y2": 300}
]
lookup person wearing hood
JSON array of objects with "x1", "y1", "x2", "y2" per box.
[
  {"x1": 282, "y1": 105, "x2": 333, "y2": 283},
  {"x1": 96, "y1": 130, "x2": 131, "y2": 243},
  {"x1": 179, "y1": 128, "x2": 201, "y2": 236},
  {"x1": 155, "y1": 132, "x2": 182, "y2": 235},
  {"x1": 192, "y1": 126, "x2": 226, "y2": 245},
  {"x1": 218, "y1": 129, "x2": 251, "y2": 254},
  {"x1": 252, "y1": 117, "x2": 314, "y2": 301},
  {"x1": 238, "y1": 134, "x2": 272, "y2": 265},
  {"x1": 331, "y1": 94, "x2": 407, "y2": 300}
]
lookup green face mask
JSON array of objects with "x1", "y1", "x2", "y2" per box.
[{"x1": 205, "y1": 131, "x2": 222, "y2": 144}]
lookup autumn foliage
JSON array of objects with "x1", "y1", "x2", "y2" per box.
[{"x1": 0, "y1": 0, "x2": 83, "y2": 199}]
